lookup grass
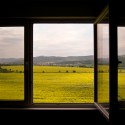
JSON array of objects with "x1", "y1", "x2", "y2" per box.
[
  {"x1": 118, "y1": 73, "x2": 125, "y2": 101},
  {"x1": 0, "y1": 65, "x2": 125, "y2": 103},
  {"x1": 0, "y1": 73, "x2": 24, "y2": 100},
  {"x1": 33, "y1": 73, "x2": 93, "y2": 103}
]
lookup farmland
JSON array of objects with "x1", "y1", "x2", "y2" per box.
[{"x1": 0, "y1": 65, "x2": 125, "y2": 103}]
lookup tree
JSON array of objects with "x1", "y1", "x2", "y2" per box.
[{"x1": 66, "y1": 70, "x2": 69, "y2": 73}]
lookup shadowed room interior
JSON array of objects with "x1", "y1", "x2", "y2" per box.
[{"x1": 0, "y1": 0, "x2": 125, "y2": 125}]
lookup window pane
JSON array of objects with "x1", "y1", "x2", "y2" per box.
[
  {"x1": 118, "y1": 27, "x2": 125, "y2": 101},
  {"x1": 97, "y1": 24, "x2": 109, "y2": 103},
  {"x1": 0, "y1": 27, "x2": 24, "y2": 100},
  {"x1": 33, "y1": 24, "x2": 94, "y2": 103}
]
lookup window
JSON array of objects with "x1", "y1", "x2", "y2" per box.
[
  {"x1": 94, "y1": 5, "x2": 109, "y2": 119},
  {"x1": 0, "y1": 27, "x2": 24, "y2": 100},
  {"x1": 33, "y1": 24, "x2": 94, "y2": 103},
  {"x1": 118, "y1": 27, "x2": 125, "y2": 101},
  {"x1": 97, "y1": 24, "x2": 109, "y2": 103}
]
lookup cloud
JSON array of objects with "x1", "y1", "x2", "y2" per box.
[
  {"x1": 118, "y1": 27, "x2": 125, "y2": 55},
  {"x1": 0, "y1": 24, "x2": 94, "y2": 58},
  {"x1": 97, "y1": 24, "x2": 109, "y2": 58},
  {"x1": 0, "y1": 27, "x2": 24, "y2": 58},
  {"x1": 33, "y1": 24, "x2": 93, "y2": 57}
]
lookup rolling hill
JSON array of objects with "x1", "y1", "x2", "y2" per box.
[{"x1": 2, "y1": 54, "x2": 125, "y2": 66}]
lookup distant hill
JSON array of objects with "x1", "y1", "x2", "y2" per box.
[
  {"x1": 3, "y1": 55, "x2": 125, "y2": 66},
  {"x1": 0, "y1": 58, "x2": 24, "y2": 65},
  {"x1": 0, "y1": 56, "x2": 94, "y2": 66},
  {"x1": 33, "y1": 55, "x2": 94, "y2": 66},
  {"x1": 118, "y1": 55, "x2": 125, "y2": 68}
]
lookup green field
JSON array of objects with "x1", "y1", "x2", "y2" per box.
[
  {"x1": 34, "y1": 72, "x2": 93, "y2": 103},
  {"x1": 0, "y1": 65, "x2": 125, "y2": 103}
]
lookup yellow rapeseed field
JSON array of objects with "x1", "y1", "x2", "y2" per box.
[{"x1": 0, "y1": 65, "x2": 125, "y2": 103}]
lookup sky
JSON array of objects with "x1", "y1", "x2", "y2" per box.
[
  {"x1": 97, "y1": 24, "x2": 109, "y2": 58},
  {"x1": 118, "y1": 27, "x2": 125, "y2": 55},
  {"x1": 0, "y1": 24, "x2": 124, "y2": 58},
  {"x1": 0, "y1": 27, "x2": 24, "y2": 58},
  {"x1": 33, "y1": 24, "x2": 94, "y2": 57}
]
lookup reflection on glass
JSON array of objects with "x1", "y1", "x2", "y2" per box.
[
  {"x1": 118, "y1": 27, "x2": 125, "y2": 101},
  {"x1": 33, "y1": 24, "x2": 94, "y2": 103},
  {"x1": 97, "y1": 24, "x2": 109, "y2": 103},
  {"x1": 0, "y1": 27, "x2": 24, "y2": 100}
]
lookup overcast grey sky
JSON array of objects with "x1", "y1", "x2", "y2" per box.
[
  {"x1": 97, "y1": 24, "x2": 109, "y2": 58},
  {"x1": 118, "y1": 27, "x2": 125, "y2": 55},
  {"x1": 0, "y1": 27, "x2": 24, "y2": 58},
  {"x1": 1, "y1": 24, "x2": 124, "y2": 58},
  {"x1": 33, "y1": 24, "x2": 94, "y2": 57}
]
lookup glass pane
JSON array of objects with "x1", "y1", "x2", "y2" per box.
[
  {"x1": 118, "y1": 27, "x2": 125, "y2": 101},
  {"x1": 97, "y1": 24, "x2": 109, "y2": 103},
  {"x1": 0, "y1": 27, "x2": 24, "y2": 100},
  {"x1": 33, "y1": 24, "x2": 94, "y2": 103}
]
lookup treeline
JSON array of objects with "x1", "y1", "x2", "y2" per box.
[
  {"x1": 98, "y1": 70, "x2": 109, "y2": 73},
  {"x1": 0, "y1": 66, "x2": 23, "y2": 73},
  {"x1": 41, "y1": 70, "x2": 77, "y2": 73},
  {"x1": 34, "y1": 64, "x2": 94, "y2": 68},
  {"x1": 0, "y1": 64, "x2": 23, "y2": 66}
]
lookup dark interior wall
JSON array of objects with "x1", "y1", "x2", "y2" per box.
[
  {"x1": 118, "y1": 110, "x2": 125, "y2": 124},
  {"x1": 0, "y1": 0, "x2": 108, "y2": 18},
  {"x1": 0, "y1": 110, "x2": 109, "y2": 125},
  {"x1": 0, "y1": 1, "x2": 110, "y2": 125}
]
